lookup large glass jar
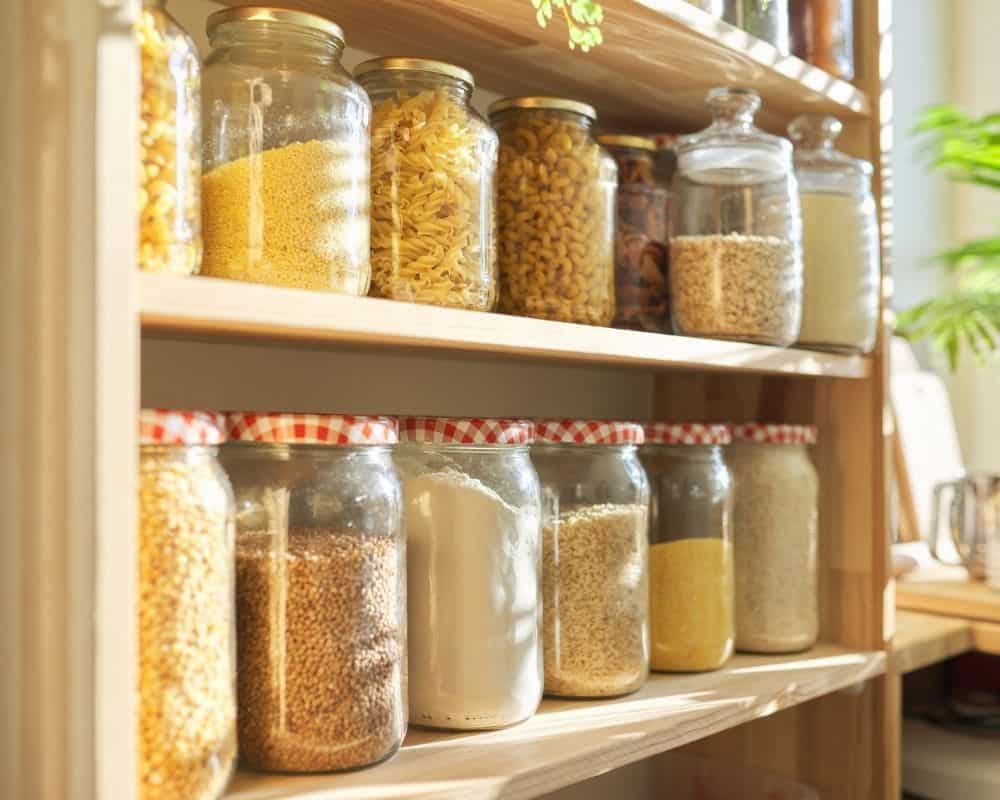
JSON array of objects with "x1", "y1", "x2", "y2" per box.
[
  {"x1": 728, "y1": 424, "x2": 820, "y2": 654},
  {"x1": 671, "y1": 88, "x2": 803, "y2": 346},
  {"x1": 723, "y1": 0, "x2": 790, "y2": 53},
  {"x1": 138, "y1": 410, "x2": 235, "y2": 800},
  {"x1": 221, "y1": 413, "x2": 406, "y2": 772},
  {"x1": 397, "y1": 417, "x2": 542, "y2": 729},
  {"x1": 531, "y1": 420, "x2": 650, "y2": 698},
  {"x1": 201, "y1": 7, "x2": 370, "y2": 293},
  {"x1": 491, "y1": 98, "x2": 616, "y2": 326},
  {"x1": 597, "y1": 136, "x2": 670, "y2": 333},
  {"x1": 790, "y1": 114, "x2": 879, "y2": 354},
  {"x1": 355, "y1": 58, "x2": 498, "y2": 311},
  {"x1": 640, "y1": 424, "x2": 734, "y2": 672},
  {"x1": 791, "y1": 0, "x2": 854, "y2": 80},
  {"x1": 136, "y1": 0, "x2": 201, "y2": 275}
]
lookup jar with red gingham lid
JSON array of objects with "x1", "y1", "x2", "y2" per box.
[
  {"x1": 137, "y1": 409, "x2": 236, "y2": 800},
  {"x1": 639, "y1": 422, "x2": 734, "y2": 672},
  {"x1": 728, "y1": 423, "x2": 819, "y2": 654},
  {"x1": 530, "y1": 419, "x2": 649, "y2": 698},
  {"x1": 220, "y1": 412, "x2": 406, "y2": 773},
  {"x1": 396, "y1": 417, "x2": 542, "y2": 730}
]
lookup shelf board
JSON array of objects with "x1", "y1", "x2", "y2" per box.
[
  {"x1": 896, "y1": 579, "x2": 1000, "y2": 626},
  {"x1": 224, "y1": 644, "x2": 884, "y2": 800},
  {"x1": 140, "y1": 274, "x2": 869, "y2": 378},
  {"x1": 892, "y1": 611, "x2": 973, "y2": 674},
  {"x1": 218, "y1": 0, "x2": 868, "y2": 131}
]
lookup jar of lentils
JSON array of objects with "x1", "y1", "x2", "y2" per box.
[
  {"x1": 491, "y1": 97, "x2": 616, "y2": 326},
  {"x1": 355, "y1": 58, "x2": 498, "y2": 311},
  {"x1": 728, "y1": 424, "x2": 819, "y2": 654},
  {"x1": 531, "y1": 419, "x2": 650, "y2": 698},
  {"x1": 138, "y1": 410, "x2": 235, "y2": 800},
  {"x1": 221, "y1": 412, "x2": 406, "y2": 772}
]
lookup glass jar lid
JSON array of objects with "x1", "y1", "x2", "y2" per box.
[
  {"x1": 731, "y1": 423, "x2": 818, "y2": 445},
  {"x1": 139, "y1": 409, "x2": 227, "y2": 445},
  {"x1": 226, "y1": 412, "x2": 398, "y2": 445},
  {"x1": 789, "y1": 114, "x2": 873, "y2": 194},
  {"x1": 206, "y1": 6, "x2": 344, "y2": 43},
  {"x1": 676, "y1": 88, "x2": 791, "y2": 185},
  {"x1": 488, "y1": 96, "x2": 597, "y2": 121},
  {"x1": 595, "y1": 134, "x2": 657, "y2": 152},
  {"x1": 353, "y1": 57, "x2": 474, "y2": 88},
  {"x1": 399, "y1": 417, "x2": 534, "y2": 446},
  {"x1": 642, "y1": 423, "x2": 731, "y2": 445},
  {"x1": 533, "y1": 419, "x2": 645, "y2": 445}
]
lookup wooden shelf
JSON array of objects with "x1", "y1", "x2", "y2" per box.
[
  {"x1": 140, "y1": 274, "x2": 870, "y2": 379},
  {"x1": 896, "y1": 579, "x2": 1000, "y2": 626},
  {"x1": 892, "y1": 611, "x2": 973, "y2": 674},
  {"x1": 223, "y1": 645, "x2": 884, "y2": 800},
  {"x1": 219, "y1": 0, "x2": 868, "y2": 132}
]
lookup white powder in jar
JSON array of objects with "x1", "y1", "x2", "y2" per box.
[{"x1": 404, "y1": 469, "x2": 542, "y2": 730}]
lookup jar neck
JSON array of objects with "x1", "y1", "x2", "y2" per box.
[
  {"x1": 361, "y1": 72, "x2": 473, "y2": 106},
  {"x1": 493, "y1": 107, "x2": 594, "y2": 132},
  {"x1": 222, "y1": 442, "x2": 392, "y2": 460},
  {"x1": 642, "y1": 443, "x2": 725, "y2": 461},
  {"x1": 208, "y1": 21, "x2": 345, "y2": 64},
  {"x1": 140, "y1": 444, "x2": 218, "y2": 460},
  {"x1": 533, "y1": 442, "x2": 637, "y2": 455},
  {"x1": 399, "y1": 442, "x2": 529, "y2": 456}
]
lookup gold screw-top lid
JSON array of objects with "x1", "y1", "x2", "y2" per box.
[
  {"x1": 207, "y1": 6, "x2": 344, "y2": 43},
  {"x1": 595, "y1": 134, "x2": 658, "y2": 151},
  {"x1": 353, "y1": 57, "x2": 475, "y2": 87},
  {"x1": 488, "y1": 96, "x2": 597, "y2": 120}
]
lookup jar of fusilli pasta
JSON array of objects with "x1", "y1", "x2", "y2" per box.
[
  {"x1": 355, "y1": 58, "x2": 498, "y2": 311},
  {"x1": 490, "y1": 98, "x2": 617, "y2": 326}
]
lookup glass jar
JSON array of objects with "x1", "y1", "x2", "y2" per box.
[
  {"x1": 790, "y1": 114, "x2": 879, "y2": 354},
  {"x1": 671, "y1": 88, "x2": 803, "y2": 346},
  {"x1": 491, "y1": 97, "x2": 616, "y2": 326},
  {"x1": 728, "y1": 424, "x2": 819, "y2": 654},
  {"x1": 137, "y1": 410, "x2": 235, "y2": 800},
  {"x1": 201, "y1": 7, "x2": 370, "y2": 293},
  {"x1": 531, "y1": 420, "x2": 650, "y2": 698},
  {"x1": 397, "y1": 417, "x2": 542, "y2": 729},
  {"x1": 355, "y1": 58, "x2": 498, "y2": 311},
  {"x1": 723, "y1": 0, "x2": 790, "y2": 53},
  {"x1": 597, "y1": 136, "x2": 670, "y2": 333},
  {"x1": 640, "y1": 424, "x2": 734, "y2": 672},
  {"x1": 136, "y1": 0, "x2": 201, "y2": 275},
  {"x1": 685, "y1": 0, "x2": 724, "y2": 16},
  {"x1": 790, "y1": 0, "x2": 854, "y2": 80},
  {"x1": 221, "y1": 413, "x2": 406, "y2": 772}
]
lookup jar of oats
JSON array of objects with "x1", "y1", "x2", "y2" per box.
[
  {"x1": 671, "y1": 88, "x2": 803, "y2": 346},
  {"x1": 136, "y1": 0, "x2": 201, "y2": 275},
  {"x1": 201, "y1": 7, "x2": 370, "y2": 293},
  {"x1": 490, "y1": 97, "x2": 617, "y2": 326},
  {"x1": 531, "y1": 419, "x2": 650, "y2": 698},
  {"x1": 138, "y1": 409, "x2": 235, "y2": 800},
  {"x1": 355, "y1": 58, "x2": 498, "y2": 311},
  {"x1": 222, "y1": 412, "x2": 406, "y2": 773},
  {"x1": 640, "y1": 423, "x2": 734, "y2": 672},
  {"x1": 728, "y1": 424, "x2": 819, "y2": 654}
]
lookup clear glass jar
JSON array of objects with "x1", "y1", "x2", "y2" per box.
[
  {"x1": 491, "y1": 98, "x2": 616, "y2": 326},
  {"x1": 723, "y1": 0, "x2": 790, "y2": 53},
  {"x1": 597, "y1": 136, "x2": 670, "y2": 333},
  {"x1": 137, "y1": 410, "x2": 235, "y2": 800},
  {"x1": 790, "y1": 0, "x2": 854, "y2": 80},
  {"x1": 221, "y1": 413, "x2": 406, "y2": 772},
  {"x1": 685, "y1": 0, "x2": 724, "y2": 16},
  {"x1": 639, "y1": 424, "x2": 734, "y2": 672},
  {"x1": 136, "y1": 0, "x2": 201, "y2": 275},
  {"x1": 728, "y1": 424, "x2": 819, "y2": 654},
  {"x1": 355, "y1": 58, "x2": 498, "y2": 311},
  {"x1": 671, "y1": 88, "x2": 803, "y2": 346},
  {"x1": 201, "y1": 7, "x2": 370, "y2": 293},
  {"x1": 397, "y1": 418, "x2": 542, "y2": 729},
  {"x1": 531, "y1": 420, "x2": 650, "y2": 698},
  {"x1": 790, "y1": 114, "x2": 879, "y2": 354}
]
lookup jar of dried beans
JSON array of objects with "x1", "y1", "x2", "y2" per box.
[
  {"x1": 201, "y1": 7, "x2": 370, "y2": 293},
  {"x1": 355, "y1": 58, "x2": 498, "y2": 311},
  {"x1": 728, "y1": 424, "x2": 819, "y2": 654},
  {"x1": 671, "y1": 88, "x2": 803, "y2": 346},
  {"x1": 138, "y1": 410, "x2": 235, "y2": 800},
  {"x1": 221, "y1": 413, "x2": 406, "y2": 772},
  {"x1": 491, "y1": 97, "x2": 616, "y2": 326},
  {"x1": 597, "y1": 135, "x2": 670, "y2": 332},
  {"x1": 640, "y1": 423, "x2": 734, "y2": 672},
  {"x1": 136, "y1": 0, "x2": 201, "y2": 275},
  {"x1": 531, "y1": 420, "x2": 650, "y2": 698}
]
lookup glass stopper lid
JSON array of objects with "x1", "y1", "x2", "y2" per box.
[{"x1": 788, "y1": 114, "x2": 872, "y2": 191}]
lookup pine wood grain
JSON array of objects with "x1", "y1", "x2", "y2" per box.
[{"x1": 897, "y1": 580, "x2": 1000, "y2": 625}]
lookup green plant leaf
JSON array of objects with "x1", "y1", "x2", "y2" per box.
[{"x1": 527, "y1": 0, "x2": 603, "y2": 51}]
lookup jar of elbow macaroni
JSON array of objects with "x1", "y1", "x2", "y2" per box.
[{"x1": 490, "y1": 98, "x2": 617, "y2": 326}]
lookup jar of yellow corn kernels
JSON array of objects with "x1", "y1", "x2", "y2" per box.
[
  {"x1": 355, "y1": 58, "x2": 498, "y2": 311},
  {"x1": 136, "y1": 0, "x2": 201, "y2": 275},
  {"x1": 490, "y1": 98, "x2": 617, "y2": 326},
  {"x1": 201, "y1": 7, "x2": 370, "y2": 293}
]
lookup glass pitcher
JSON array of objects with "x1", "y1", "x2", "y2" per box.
[{"x1": 931, "y1": 473, "x2": 1000, "y2": 583}]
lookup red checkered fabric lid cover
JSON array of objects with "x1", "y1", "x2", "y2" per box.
[
  {"x1": 139, "y1": 409, "x2": 227, "y2": 445},
  {"x1": 731, "y1": 423, "x2": 818, "y2": 445},
  {"x1": 533, "y1": 419, "x2": 645, "y2": 445},
  {"x1": 399, "y1": 417, "x2": 533, "y2": 445},
  {"x1": 226, "y1": 412, "x2": 398, "y2": 445},
  {"x1": 643, "y1": 423, "x2": 731, "y2": 445}
]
